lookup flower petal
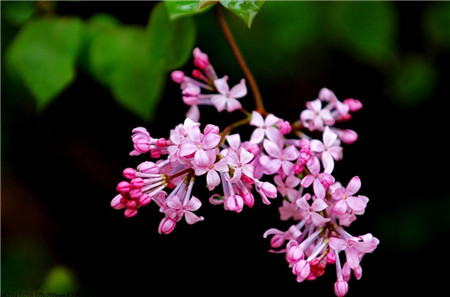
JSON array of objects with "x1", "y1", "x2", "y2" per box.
[
  {"x1": 263, "y1": 139, "x2": 282, "y2": 158},
  {"x1": 211, "y1": 95, "x2": 227, "y2": 112},
  {"x1": 346, "y1": 176, "x2": 361, "y2": 196},
  {"x1": 213, "y1": 76, "x2": 229, "y2": 94},
  {"x1": 250, "y1": 128, "x2": 265, "y2": 144},
  {"x1": 329, "y1": 237, "x2": 347, "y2": 251},
  {"x1": 229, "y1": 78, "x2": 247, "y2": 98}
]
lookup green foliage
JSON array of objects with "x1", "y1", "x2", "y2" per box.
[
  {"x1": 164, "y1": 0, "x2": 214, "y2": 20},
  {"x1": 390, "y1": 55, "x2": 437, "y2": 107},
  {"x1": 147, "y1": 2, "x2": 196, "y2": 71},
  {"x1": 424, "y1": 1, "x2": 450, "y2": 48},
  {"x1": 329, "y1": 1, "x2": 398, "y2": 66},
  {"x1": 41, "y1": 266, "x2": 78, "y2": 294},
  {"x1": 6, "y1": 17, "x2": 84, "y2": 109},
  {"x1": 220, "y1": 0, "x2": 265, "y2": 28},
  {"x1": 1, "y1": 1, "x2": 36, "y2": 26}
]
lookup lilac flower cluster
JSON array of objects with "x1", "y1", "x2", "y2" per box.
[{"x1": 111, "y1": 48, "x2": 378, "y2": 296}]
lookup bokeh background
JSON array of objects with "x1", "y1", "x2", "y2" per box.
[{"x1": 2, "y1": 1, "x2": 450, "y2": 296}]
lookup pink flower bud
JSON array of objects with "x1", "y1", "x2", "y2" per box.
[
  {"x1": 261, "y1": 182, "x2": 277, "y2": 198},
  {"x1": 134, "y1": 139, "x2": 151, "y2": 153},
  {"x1": 124, "y1": 208, "x2": 138, "y2": 218},
  {"x1": 326, "y1": 251, "x2": 336, "y2": 264},
  {"x1": 353, "y1": 265, "x2": 362, "y2": 280},
  {"x1": 334, "y1": 280, "x2": 349, "y2": 297},
  {"x1": 111, "y1": 194, "x2": 125, "y2": 209},
  {"x1": 342, "y1": 262, "x2": 351, "y2": 282},
  {"x1": 193, "y1": 47, "x2": 209, "y2": 70},
  {"x1": 116, "y1": 181, "x2": 130, "y2": 193},
  {"x1": 293, "y1": 260, "x2": 310, "y2": 282},
  {"x1": 243, "y1": 142, "x2": 260, "y2": 155},
  {"x1": 270, "y1": 234, "x2": 285, "y2": 249},
  {"x1": 335, "y1": 129, "x2": 358, "y2": 144},
  {"x1": 150, "y1": 150, "x2": 161, "y2": 159},
  {"x1": 192, "y1": 69, "x2": 206, "y2": 81},
  {"x1": 277, "y1": 119, "x2": 292, "y2": 135},
  {"x1": 171, "y1": 70, "x2": 185, "y2": 84},
  {"x1": 126, "y1": 200, "x2": 137, "y2": 209},
  {"x1": 158, "y1": 217, "x2": 176, "y2": 234},
  {"x1": 156, "y1": 138, "x2": 167, "y2": 148},
  {"x1": 225, "y1": 195, "x2": 244, "y2": 213},
  {"x1": 343, "y1": 98, "x2": 363, "y2": 112},
  {"x1": 122, "y1": 168, "x2": 136, "y2": 180},
  {"x1": 137, "y1": 161, "x2": 158, "y2": 174},
  {"x1": 203, "y1": 124, "x2": 220, "y2": 135},
  {"x1": 129, "y1": 188, "x2": 142, "y2": 199},
  {"x1": 286, "y1": 244, "x2": 304, "y2": 264},
  {"x1": 139, "y1": 194, "x2": 151, "y2": 206},
  {"x1": 242, "y1": 192, "x2": 254, "y2": 207},
  {"x1": 131, "y1": 178, "x2": 144, "y2": 189}
]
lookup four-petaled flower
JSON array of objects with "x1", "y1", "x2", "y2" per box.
[{"x1": 211, "y1": 76, "x2": 247, "y2": 112}]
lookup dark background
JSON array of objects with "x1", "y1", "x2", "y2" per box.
[{"x1": 2, "y1": 1, "x2": 449, "y2": 296}]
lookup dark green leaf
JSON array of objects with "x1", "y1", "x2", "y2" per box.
[
  {"x1": 6, "y1": 17, "x2": 84, "y2": 109},
  {"x1": 424, "y1": 2, "x2": 450, "y2": 48},
  {"x1": 147, "y1": 2, "x2": 196, "y2": 70},
  {"x1": 164, "y1": 0, "x2": 214, "y2": 20},
  {"x1": 219, "y1": 0, "x2": 265, "y2": 28},
  {"x1": 41, "y1": 266, "x2": 78, "y2": 294},
  {"x1": 329, "y1": 1, "x2": 397, "y2": 65},
  {"x1": 1, "y1": 1, "x2": 36, "y2": 26},
  {"x1": 390, "y1": 55, "x2": 437, "y2": 107},
  {"x1": 89, "y1": 26, "x2": 164, "y2": 121}
]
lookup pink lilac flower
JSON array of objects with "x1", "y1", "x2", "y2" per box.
[
  {"x1": 296, "y1": 194, "x2": 331, "y2": 227},
  {"x1": 331, "y1": 176, "x2": 368, "y2": 215},
  {"x1": 300, "y1": 98, "x2": 335, "y2": 131},
  {"x1": 193, "y1": 149, "x2": 229, "y2": 190},
  {"x1": 274, "y1": 174, "x2": 300, "y2": 202},
  {"x1": 310, "y1": 126, "x2": 343, "y2": 173},
  {"x1": 225, "y1": 147, "x2": 254, "y2": 183},
  {"x1": 211, "y1": 76, "x2": 247, "y2": 112},
  {"x1": 261, "y1": 139, "x2": 299, "y2": 175},
  {"x1": 329, "y1": 232, "x2": 379, "y2": 269},
  {"x1": 300, "y1": 157, "x2": 332, "y2": 199},
  {"x1": 249, "y1": 111, "x2": 282, "y2": 143}
]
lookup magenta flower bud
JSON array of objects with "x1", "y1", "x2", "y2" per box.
[
  {"x1": 337, "y1": 129, "x2": 358, "y2": 144},
  {"x1": 126, "y1": 200, "x2": 137, "y2": 209},
  {"x1": 192, "y1": 69, "x2": 206, "y2": 81},
  {"x1": 171, "y1": 70, "x2": 185, "y2": 84},
  {"x1": 334, "y1": 280, "x2": 349, "y2": 297},
  {"x1": 139, "y1": 194, "x2": 151, "y2": 206},
  {"x1": 150, "y1": 150, "x2": 161, "y2": 159},
  {"x1": 116, "y1": 181, "x2": 130, "y2": 193},
  {"x1": 242, "y1": 192, "x2": 254, "y2": 208},
  {"x1": 343, "y1": 98, "x2": 363, "y2": 112},
  {"x1": 270, "y1": 234, "x2": 285, "y2": 249},
  {"x1": 111, "y1": 194, "x2": 125, "y2": 209},
  {"x1": 156, "y1": 138, "x2": 167, "y2": 148},
  {"x1": 326, "y1": 251, "x2": 336, "y2": 264},
  {"x1": 277, "y1": 119, "x2": 292, "y2": 135},
  {"x1": 158, "y1": 217, "x2": 176, "y2": 234},
  {"x1": 122, "y1": 168, "x2": 136, "y2": 180},
  {"x1": 124, "y1": 208, "x2": 138, "y2": 218},
  {"x1": 261, "y1": 182, "x2": 277, "y2": 198},
  {"x1": 129, "y1": 188, "x2": 142, "y2": 199},
  {"x1": 243, "y1": 142, "x2": 260, "y2": 155},
  {"x1": 131, "y1": 178, "x2": 144, "y2": 189},
  {"x1": 193, "y1": 47, "x2": 209, "y2": 70}
]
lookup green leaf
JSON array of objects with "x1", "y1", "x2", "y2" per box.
[
  {"x1": 1, "y1": 1, "x2": 36, "y2": 26},
  {"x1": 164, "y1": 0, "x2": 215, "y2": 20},
  {"x1": 329, "y1": 1, "x2": 397, "y2": 65},
  {"x1": 6, "y1": 17, "x2": 84, "y2": 109},
  {"x1": 390, "y1": 55, "x2": 437, "y2": 107},
  {"x1": 89, "y1": 26, "x2": 163, "y2": 121},
  {"x1": 219, "y1": 0, "x2": 265, "y2": 28},
  {"x1": 41, "y1": 266, "x2": 78, "y2": 294},
  {"x1": 424, "y1": 2, "x2": 450, "y2": 48},
  {"x1": 147, "y1": 2, "x2": 196, "y2": 70}
]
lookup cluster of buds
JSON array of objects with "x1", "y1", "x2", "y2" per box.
[{"x1": 111, "y1": 47, "x2": 378, "y2": 296}]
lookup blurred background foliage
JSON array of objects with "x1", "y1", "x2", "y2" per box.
[{"x1": 2, "y1": 1, "x2": 450, "y2": 296}]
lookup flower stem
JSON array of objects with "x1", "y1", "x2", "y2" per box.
[{"x1": 215, "y1": 4, "x2": 266, "y2": 115}]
